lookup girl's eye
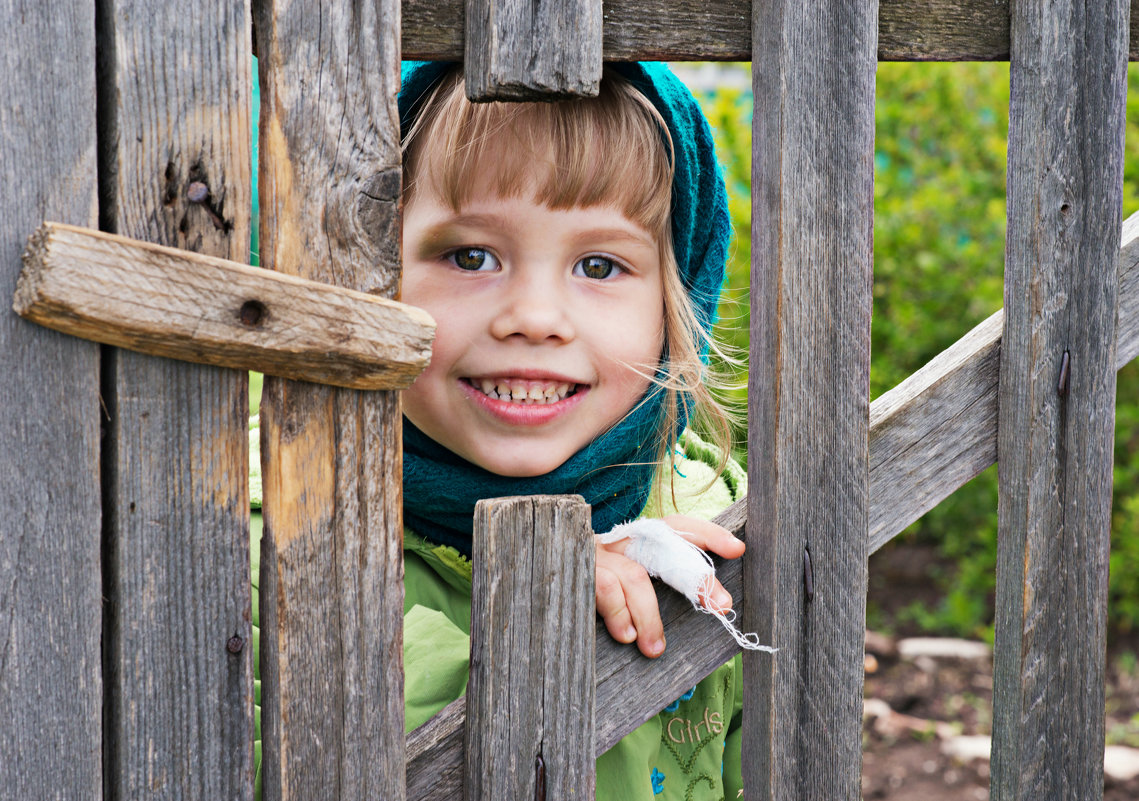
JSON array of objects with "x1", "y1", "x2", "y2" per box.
[
  {"x1": 574, "y1": 256, "x2": 620, "y2": 280},
  {"x1": 449, "y1": 247, "x2": 499, "y2": 272}
]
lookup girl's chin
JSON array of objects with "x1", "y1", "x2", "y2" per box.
[
  {"x1": 470, "y1": 455, "x2": 570, "y2": 478},
  {"x1": 463, "y1": 441, "x2": 579, "y2": 478}
]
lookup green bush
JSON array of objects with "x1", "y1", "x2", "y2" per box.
[{"x1": 696, "y1": 62, "x2": 1139, "y2": 640}]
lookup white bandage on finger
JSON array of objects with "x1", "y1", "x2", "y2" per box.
[{"x1": 597, "y1": 519, "x2": 777, "y2": 653}]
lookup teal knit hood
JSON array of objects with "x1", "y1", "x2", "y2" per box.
[{"x1": 400, "y1": 62, "x2": 731, "y2": 554}]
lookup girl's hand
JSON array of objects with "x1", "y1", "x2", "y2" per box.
[{"x1": 595, "y1": 515, "x2": 744, "y2": 658}]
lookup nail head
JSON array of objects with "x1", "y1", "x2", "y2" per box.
[{"x1": 187, "y1": 181, "x2": 209, "y2": 204}]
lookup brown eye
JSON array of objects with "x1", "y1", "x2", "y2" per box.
[
  {"x1": 575, "y1": 256, "x2": 617, "y2": 280},
  {"x1": 451, "y1": 247, "x2": 497, "y2": 271}
]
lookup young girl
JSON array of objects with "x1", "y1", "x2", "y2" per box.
[{"x1": 397, "y1": 62, "x2": 747, "y2": 800}]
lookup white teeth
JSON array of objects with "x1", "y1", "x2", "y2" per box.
[{"x1": 472, "y1": 379, "x2": 576, "y2": 404}]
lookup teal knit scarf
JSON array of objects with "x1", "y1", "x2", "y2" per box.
[{"x1": 400, "y1": 62, "x2": 731, "y2": 555}]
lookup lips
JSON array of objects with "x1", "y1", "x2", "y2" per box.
[{"x1": 464, "y1": 377, "x2": 580, "y2": 405}]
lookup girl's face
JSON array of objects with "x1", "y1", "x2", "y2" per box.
[{"x1": 402, "y1": 189, "x2": 666, "y2": 477}]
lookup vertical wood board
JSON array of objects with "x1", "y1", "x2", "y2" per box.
[
  {"x1": 0, "y1": 2, "x2": 101, "y2": 797},
  {"x1": 465, "y1": 496, "x2": 595, "y2": 801},
  {"x1": 464, "y1": 0, "x2": 603, "y2": 100},
  {"x1": 98, "y1": 1, "x2": 255, "y2": 798},
  {"x1": 991, "y1": 1, "x2": 1127, "y2": 799},
  {"x1": 744, "y1": 1, "x2": 878, "y2": 799},
  {"x1": 254, "y1": 1, "x2": 405, "y2": 799}
]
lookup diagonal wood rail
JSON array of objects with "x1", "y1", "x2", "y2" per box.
[{"x1": 405, "y1": 210, "x2": 1139, "y2": 801}]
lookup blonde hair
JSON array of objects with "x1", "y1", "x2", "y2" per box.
[{"x1": 402, "y1": 68, "x2": 736, "y2": 497}]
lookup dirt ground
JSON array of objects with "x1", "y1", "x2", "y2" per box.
[{"x1": 862, "y1": 543, "x2": 1139, "y2": 801}]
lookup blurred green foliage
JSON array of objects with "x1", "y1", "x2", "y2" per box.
[{"x1": 696, "y1": 62, "x2": 1139, "y2": 640}]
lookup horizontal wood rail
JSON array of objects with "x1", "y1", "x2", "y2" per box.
[
  {"x1": 14, "y1": 223, "x2": 434, "y2": 391},
  {"x1": 405, "y1": 210, "x2": 1139, "y2": 801},
  {"x1": 403, "y1": 0, "x2": 1139, "y2": 62}
]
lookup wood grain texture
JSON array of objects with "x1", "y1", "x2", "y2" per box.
[
  {"x1": 403, "y1": 219, "x2": 1139, "y2": 796},
  {"x1": 406, "y1": 697, "x2": 467, "y2": 800},
  {"x1": 403, "y1": 0, "x2": 1139, "y2": 61},
  {"x1": 97, "y1": 1, "x2": 255, "y2": 799},
  {"x1": 254, "y1": 1, "x2": 405, "y2": 799},
  {"x1": 15, "y1": 223, "x2": 433, "y2": 390},
  {"x1": 466, "y1": 496, "x2": 595, "y2": 801},
  {"x1": 991, "y1": 1, "x2": 1127, "y2": 799},
  {"x1": 465, "y1": 0, "x2": 602, "y2": 99},
  {"x1": 0, "y1": 2, "x2": 102, "y2": 798},
  {"x1": 744, "y1": 0, "x2": 876, "y2": 799},
  {"x1": 1120, "y1": 214, "x2": 1139, "y2": 369}
]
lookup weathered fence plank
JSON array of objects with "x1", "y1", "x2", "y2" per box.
[
  {"x1": 254, "y1": 1, "x2": 405, "y2": 799},
  {"x1": 97, "y1": 1, "x2": 255, "y2": 798},
  {"x1": 404, "y1": 0, "x2": 1139, "y2": 62},
  {"x1": 745, "y1": 0, "x2": 877, "y2": 799},
  {"x1": 465, "y1": 0, "x2": 602, "y2": 100},
  {"x1": 991, "y1": 1, "x2": 1128, "y2": 799},
  {"x1": 15, "y1": 222, "x2": 434, "y2": 390},
  {"x1": 0, "y1": 3, "x2": 101, "y2": 797},
  {"x1": 466, "y1": 496, "x2": 595, "y2": 801}
]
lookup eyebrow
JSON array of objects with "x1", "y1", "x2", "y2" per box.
[
  {"x1": 570, "y1": 227, "x2": 656, "y2": 250},
  {"x1": 415, "y1": 214, "x2": 508, "y2": 251},
  {"x1": 418, "y1": 214, "x2": 656, "y2": 251}
]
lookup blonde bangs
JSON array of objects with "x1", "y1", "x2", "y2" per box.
[{"x1": 402, "y1": 69, "x2": 675, "y2": 240}]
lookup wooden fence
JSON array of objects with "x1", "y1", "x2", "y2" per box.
[{"x1": 2, "y1": 1, "x2": 1135, "y2": 799}]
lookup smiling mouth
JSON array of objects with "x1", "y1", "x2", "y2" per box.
[{"x1": 464, "y1": 378, "x2": 580, "y2": 405}]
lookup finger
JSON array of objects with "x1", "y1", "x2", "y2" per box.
[
  {"x1": 701, "y1": 577, "x2": 733, "y2": 612},
  {"x1": 619, "y1": 564, "x2": 666, "y2": 659},
  {"x1": 597, "y1": 550, "x2": 666, "y2": 658},
  {"x1": 595, "y1": 559, "x2": 637, "y2": 644},
  {"x1": 662, "y1": 515, "x2": 745, "y2": 559}
]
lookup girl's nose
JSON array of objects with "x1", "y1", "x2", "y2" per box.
[{"x1": 488, "y1": 276, "x2": 575, "y2": 343}]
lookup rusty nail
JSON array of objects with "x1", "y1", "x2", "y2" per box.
[
  {"x1": 534, "y1": 754, "x2": 546, "y2": 801},
  {"x1": 803, "y1": 547, "x2": 815, "y2": 603},
  {"x1": 1058, "y1": 350, "x2": 1070, "y2": 396},
  {"x1": 186, "y1": 181, "x2": 227, "y2": 230},
  {"x1": 186, "y1": 181, "x2": 209, "y2": 204},
  {"x1": 226, "y1": 635, "x2": 244, "y2": 654}
]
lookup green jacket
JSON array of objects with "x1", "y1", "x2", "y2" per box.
[{"x1": 252, "y1": 428, "x2": 746, "y2": 800}]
